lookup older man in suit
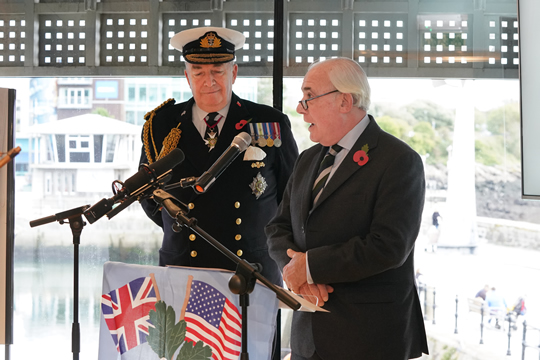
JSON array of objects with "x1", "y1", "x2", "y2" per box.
[
  {"x1": 265, "y1": 57, "x2": 428, "y2": 360},
  {"x1": 140, "y1": 27, "x2": 298, "y2": 286}
]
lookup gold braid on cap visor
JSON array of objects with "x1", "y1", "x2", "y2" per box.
[{"x1": 185, "y1": 53, "x2": 234, "y2": 63}]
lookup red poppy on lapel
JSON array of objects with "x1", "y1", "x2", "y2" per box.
[
  {"x1": 353, "y1": 144, "x2": 369, "y2": 166},
  {"x1": 237, "y1": 101, "x2": 242, "y2": 107},
  {"x1": 235, "y1": 118, "x2": 252, "y2": 130}
]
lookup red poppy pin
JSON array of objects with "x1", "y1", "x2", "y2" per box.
[
  {"x1": 353, "y1": 144, "x2": 369, "y2": 166},
  {"x1": 235, "y1": 118, "x2": 252, "y2": 130},
  {"x1": 237, "y1": 101, "x2": 242, "y2": 107}
]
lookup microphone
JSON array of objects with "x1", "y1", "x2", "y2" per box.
[
  {"x1": 0, "y1": 146, "x2": 21, "y2": 169},
  {"x1": 84, "y1": 148, "x2": 185, "y2": 224},
  {"x1": 193, "y1": 132, "x2": 251, "y2": 194}
]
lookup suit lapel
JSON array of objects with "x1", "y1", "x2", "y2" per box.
[{"x1": 312, "y1": 117, "x2": 381, "y2": 210}]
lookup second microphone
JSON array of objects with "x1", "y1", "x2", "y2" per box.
[{"x1": 193, "y1": 132, "x2": 252, "y2": 194}]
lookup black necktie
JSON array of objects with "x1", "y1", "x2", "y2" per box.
[
  {"x1": 204, "y1": 112, "x2": 220, "y2": 151},
  {"x1": 312, "y1": 144, "x2": 343, "y2": 205}
]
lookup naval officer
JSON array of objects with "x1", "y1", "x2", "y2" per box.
[{"x1": 139, "y1": 26, "x2": 298, "y2": 285}]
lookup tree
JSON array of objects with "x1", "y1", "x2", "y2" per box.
[
  {"x1": 377, "y1": 115, "x2": 410, "y2": 139},
  {"x1": 475, "y1": 102, "x2": 520, "y2": 166},
  {"x1": 92, "y1": 107, "x2": 115, "y2": 118},
  {"x1": 408, "y1": 121, "x2": 436, "y2": 157}
]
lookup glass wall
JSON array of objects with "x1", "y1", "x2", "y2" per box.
[
  {"x1": 6, "y1": 73, "x2": 535, "y2": 359},
  {"x1": 2, "y1": 0, "x2": 539, "y2": 359}
]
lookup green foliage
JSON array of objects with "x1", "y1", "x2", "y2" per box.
[
  {"x1": 475, "y1": 102, "x2": 520, "y2": 166},
  {"x1": 148, "y1": 301, "x2": 186, "y2": 360},
  {"x1": 148, "y1": 301, "x2": 213, "y2": 360},
  {"x1": 440, "y1": 345, "x2": 459, "y2": 360},
  {"x1": 405, "y1": 100, "x2": 454, "y2": 129},
  {"x1": 475, "y1": 139, "x2": 503, "y2": 166},
  {"x1": 178, "y1": 340, "x2": 214, "y2": 360},
  {"x1": 372, "y1": 94, "x2": 521, "y2": 168},
  {"x1": 375, "y1": 101, "x2": 452, "y2": 165},
  {"x1": 377, "y1": 115, "x2": 410, "y2": 139},
  {"x1": 92, "y1": 107, "x2": 115, "y2": 118},
  {"x1": 408, "y1": 122, "x2": 436, "y2": 156}
]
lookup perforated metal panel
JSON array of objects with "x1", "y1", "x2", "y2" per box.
[
  {"x1": 39, "y1": 15, "x2": 87, "y2": 66},
  {"x1": 354, "y1": 14, "x2": 408, "y2": 68},
  {"x1": 0, "y1": 16, "x2": 26, "y2": 67},
  {"x1": 418, "y1": 14, "x2": 473, "y2": 69},
  {"x1": 289, "y1": 14, "x2": 343, "y2": 65},
  {"x1": 485, "y1": 16, "x2": 519, "y2": 69},
  {"x1": 227, "y1": 13, "x2": 275, "y2": 65},
  {"x1": 0, "y1": 0, "x2": 520, "y2": 78},
  {"x1": 100, "y1": 14, "x2": 150, "y2": 66}
]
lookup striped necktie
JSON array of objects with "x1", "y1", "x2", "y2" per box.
[
  {"x1": 204, "y1": 112, "x2": 221, "y2": 151},
  {"x1": 311, "y1": 144, "x2": 343, "y2": 205}
]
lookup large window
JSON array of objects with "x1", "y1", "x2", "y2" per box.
[
  {"x1": 58, "y1": 88, "x2": 91, "y2": 108},
  {"x1": 1, "y1": 1, "x2": 538, "y2": 359}
]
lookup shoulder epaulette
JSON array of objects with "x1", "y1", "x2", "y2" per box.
[{"x1": 144, "y1": 98, "x2": 176, "y2": 121}]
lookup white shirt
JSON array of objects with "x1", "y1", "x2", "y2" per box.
[{"x1": 192, "y1": 102, "x2": 231, "y2": 138}]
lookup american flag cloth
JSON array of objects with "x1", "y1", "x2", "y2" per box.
[
  {"x1": 101, "y1": 276, "x2": 157, "y2": 354},
  {"x1": 185, "y1": 280, "x2": 242, "y2": 360}
]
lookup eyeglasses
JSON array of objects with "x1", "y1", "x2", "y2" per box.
[{"x1": 298, "y1": 89, "x2": 340, "y2": 110}]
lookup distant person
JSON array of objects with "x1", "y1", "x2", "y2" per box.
[
  {"x1": 432, "y1": 210, "x2": 442, "y2": 229},
  {"x1": 415, "y1": 268, "x2": 425, "y2": 287},
  {"x1": 510, "y1": 295, "x2": 527, "y2": 324},
  {"x1": 511, "y1": 295, "x2": 527, "y2": 317},
  {"x1": 475, "y1": 284, "x2": 490, "y2": 301},
  {"x1": 486, "y1": 287, "x2": 507, "y2": 328}
]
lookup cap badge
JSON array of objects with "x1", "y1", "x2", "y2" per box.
[{"x1": 200, "y1": 32, "x2": 222, "y2": 48}]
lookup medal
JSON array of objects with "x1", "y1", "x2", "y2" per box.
[
  {"x1": 265, "y1": 123, "x2": 274, "y2": 147},
  {"x1": 249, "y1": 172, "x2": 267, "y2": 199},
  {"x1": 249, "y1": 123, "x2": 257, "y2": 145},
  {"x1": 204, "y1": 113, "x2": 222, "y2": 151},
  {"x1": 273, "y1": 122, "x2": 282, "y2": 147},
  {"x1": 204, "y1": 130, "x2": 218, "y2": 151},
  {"x1": 257, "y1": 123, "x2": 267, "y2": 147}
]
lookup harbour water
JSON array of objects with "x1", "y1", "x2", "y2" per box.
[{"x1": 4, "y1": 225, "x2": 539, "y2": 360}]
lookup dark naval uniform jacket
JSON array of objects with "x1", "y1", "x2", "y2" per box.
[
  {"x1": 266, "y1": 117, "x2": 428, "y2": 359},
  {"x1": 140, "y1": 92, "x2": 298, "y2": 285}
]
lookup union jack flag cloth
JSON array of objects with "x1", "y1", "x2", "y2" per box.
[
  {"x1": 101, "y1": 276, "x2": 157, "y2": 354},
  {"x1": 185, "y1": 280, "x2": 242, "y2": 360}
]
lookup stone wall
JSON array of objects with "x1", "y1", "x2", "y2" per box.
[{"x1": 477, "y1": 217, "x2": 540, "y2": 251}]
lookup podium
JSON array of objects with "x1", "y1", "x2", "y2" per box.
[{"x1": 98, "y1": 261, "x2": 279, "y2": 360}]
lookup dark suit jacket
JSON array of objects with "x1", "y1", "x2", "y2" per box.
[
  {"x1": 140, "y1": 92, "x2": 298, "y2": 285},
  {"x1": 266, "y1": 117, "x2": 429, "y2": 359}
]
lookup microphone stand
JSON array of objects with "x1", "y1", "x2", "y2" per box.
[
  {"x1": 152, "y1": 189, "x2": 300, "y2": 360},
  {"x1": 29, "y1": 205, "x2": 90, "y2": 360}
]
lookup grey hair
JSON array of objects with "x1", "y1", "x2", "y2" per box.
[{"x1": 309, "y1": 57, "x2": 371, "y2": 111}]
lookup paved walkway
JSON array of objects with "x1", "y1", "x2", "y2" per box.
[{"x1": 414, "y1": 241, "x2": 540, "y2": 360}]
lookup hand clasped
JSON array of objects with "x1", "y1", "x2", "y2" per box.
[{"x1": 283, "y1": 249, "x2": 333, "y2": 306}]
